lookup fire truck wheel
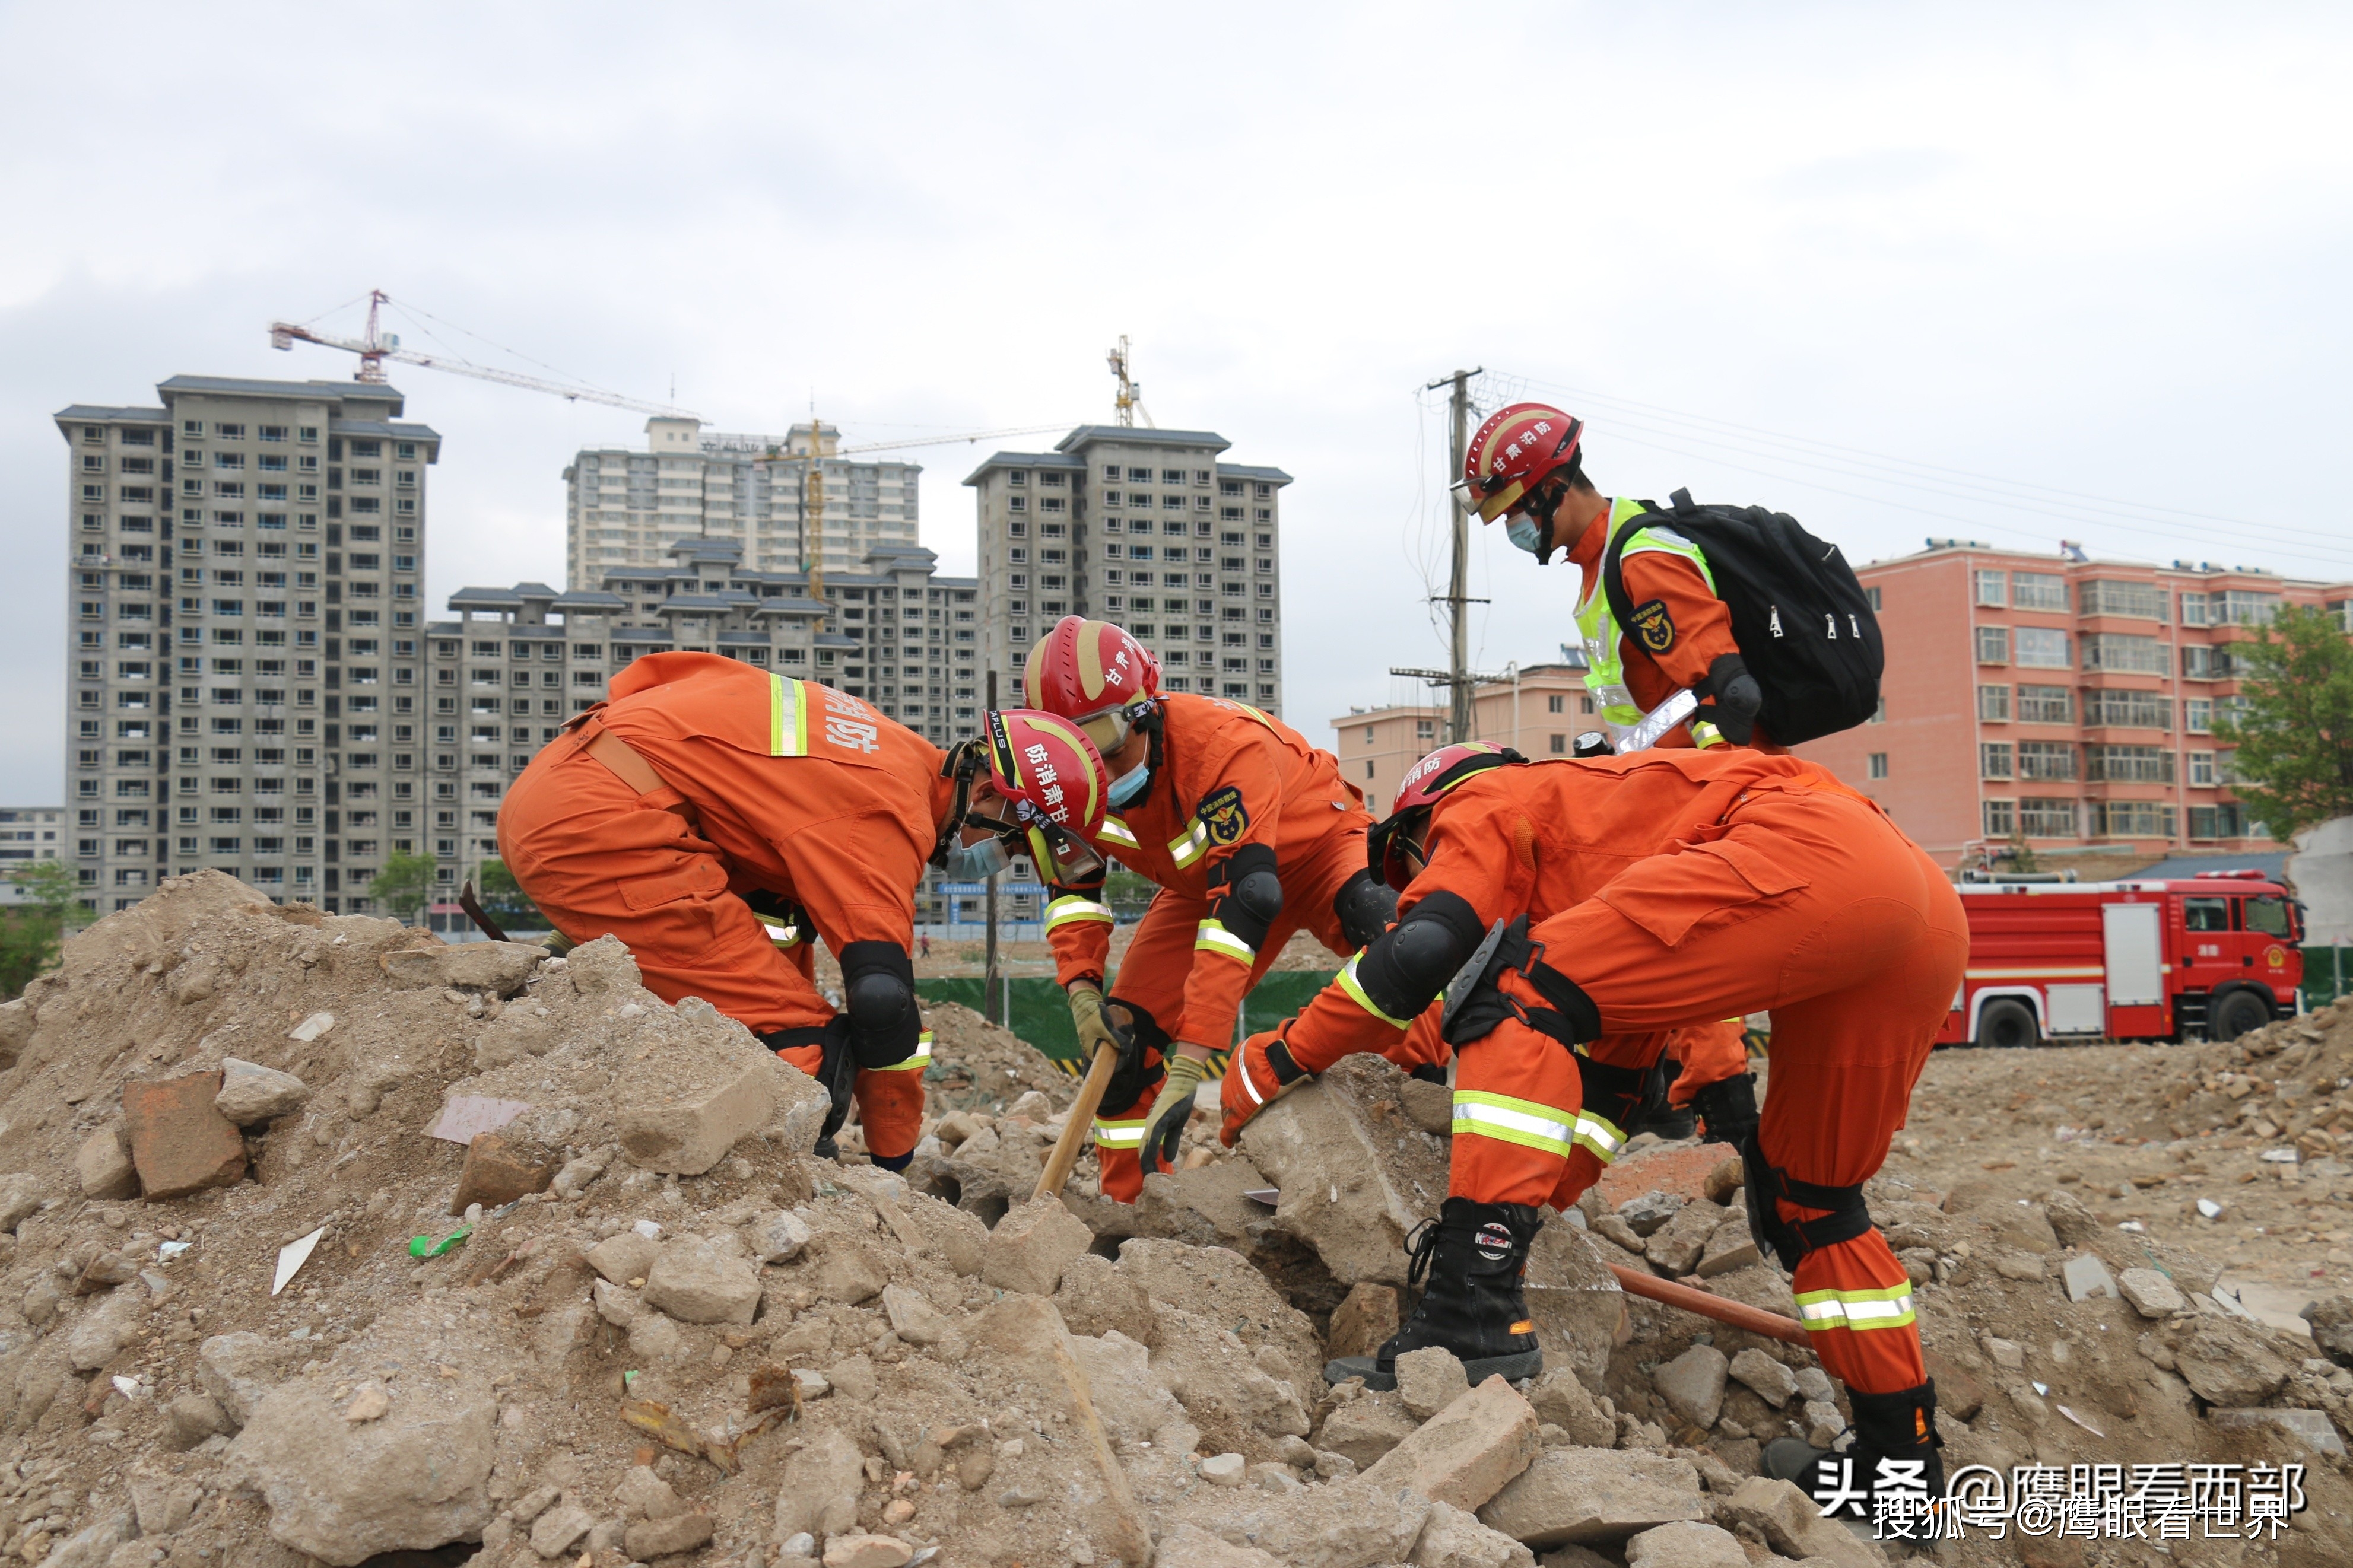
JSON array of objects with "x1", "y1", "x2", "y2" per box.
[
  {"x1": 1977, "y1": 998, "x2": 2039, "y2": 1049},
  {"x1": 2209, "y1": 989, "x2": 2273, "y2": 1042}
]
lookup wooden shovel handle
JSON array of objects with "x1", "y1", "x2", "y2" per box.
[
  {"x1": 1033, "y1": 1038, "x2": 1120, "y2": 1203},
  {"x1": 1605, "y1": 1262, "x2": 1810, "y2": 1347}
]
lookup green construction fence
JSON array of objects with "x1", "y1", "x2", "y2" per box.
[
  {"x1": 917, "y1": 970, "x2": 1340, "y2": 1073},
  {"x1": 2301, "y1": 946, "x2": 2353, "y2": 1011}
]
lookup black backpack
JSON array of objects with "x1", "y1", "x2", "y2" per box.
[{"x1": 1599, "y1": 489, "x2": 1882, "y2": 746}]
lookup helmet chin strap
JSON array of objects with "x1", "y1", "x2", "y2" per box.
[{"x1": 931, "y1": 740, "x2": 987, "y2": 868}]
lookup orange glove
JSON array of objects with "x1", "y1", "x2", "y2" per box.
[{"x1": 1219, "y1": 1027, "x2": 1311, "y2": 1146}]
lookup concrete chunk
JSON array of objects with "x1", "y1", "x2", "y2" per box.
[
  {"x1": 982, "y1": 1194, "x2": 1092, "y2": 1297},
  {"x1": 1154, "y1": 1523, "x2": 1285, "y2": 1568},
  {"x1": 968, "y1": 1295, "x2": 1151, "y2": 1566},
  {"x1": 1728, "y1": 1347, "x2": 1798, "y2": 1408},
  {"x1": 1476, "y1": 1446, "x2": 1706, "y2": 1549},
  {"x1": 1717, "y1": 1476, "x2": 1887, "y2": 1567},
  {"x1": 747, "y1": 1207, "x2": 812, "y2": 1264},
  {"x1": 623, "y1": 1511, "x2": 716, "y2": 1560},
  {"x1": 1361, "y1": 1375, "x2": 1538, "y2": 1510},
  {"x1": 1528, "y1": 1369, "x2": 1615, "y2": 1448},
  {"x1": 75, "y1": 1129, "x2": 138, "y2": 1200},
  {"x1": 1316, "y1": 1390, "x2": 1420, "y2": 1469},
  {"x1": 123, "y1": 1072, "x2": 246, "y2": 1200},
  {"x1": 583, "y1": 1230, "x2": 659, "y2": 1286},
  {"x1": 1395, "y1": 1345, "x2": 1469, "y2": 1422},
  {"x1": 1652, "y1": 1344, "x2": 1728, "y2": 1429},
  {"x1": 881, "y1": 1281, "x2": 952, "y2": 1346},
  {"x1": 1193, "y1": 1474, "x2": 1431, "y2": 1568},
  {"x1": 1409, "y1": 1499, "x2": 1536, "y2": 1568},
  {"x1": 1625, "y1": 1519, "x2": 1748, "y2": 1567},
  {"x1": 2206, "y1": 1406, "x2": 2348, "y2": 1456},
  {"x1": 1239, "y1": 1052, "x2": 1451, "y2": 1286},
  {"x1": 198, "y1": 1330, "x2": 301, "y2": 1427},
  {"x1": 1522, "y1": 1219, "x2": 1627, "y2": 1393},
  {"x1": 2062, "y1": 1253, "x2": 2118, "y2": 1303},
  {"x1": 773, "y1": 1430, "x2": 863, "y2": 1542},
  {"x1": 1328, "y1": 1282, "x2": 1401, "y2": 1360},
  {"x1": 616, "y1": 1057, "x2": 777, "y2": 1175},
  {"x1": 214, "y1": 1057, "x2": 312, "y2": 1125},
  {"x1": 2119, "y1": 1267, "x2": 2187, "y2": 1318},
  {"x1": 640, "y1": 1233, "x2": 760, "y2": 1325}
]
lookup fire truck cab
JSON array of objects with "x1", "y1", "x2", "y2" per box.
[{"x1": 1940, "y1": 869, "x2": 2302, "y2": 1048}]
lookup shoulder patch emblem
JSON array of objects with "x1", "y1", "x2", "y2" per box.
[
  {"x1": 1198, "y1": 784, "x2": 1250, "y2": 846},
  {"x1": 1628, "y1": 598, "x2": 1675, "y2": 654}
]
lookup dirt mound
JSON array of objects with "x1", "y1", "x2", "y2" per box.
[{"x1": 1, "y1": 872, "x2": 2347, "y2": 1567}]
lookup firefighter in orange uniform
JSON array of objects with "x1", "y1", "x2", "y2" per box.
[
  {"x1": 1220, "y1": 742, "x2": 1967, "y2": 1518},
  {"x1": 993, "y1": 618, "x2": 1428, "y2": 1201},
  {"x1": 499, "y1": 653, "x2": 1004, "y2": 1171},
  {"x1": 1469, "y1": 405, "x2": 1770, "y2": 1142}
]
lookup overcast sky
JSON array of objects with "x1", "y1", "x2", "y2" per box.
[{"x1": 4, "y1": 3, "x2": 2349, "y2": 802}]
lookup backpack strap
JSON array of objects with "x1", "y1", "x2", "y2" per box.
[{"x1": 1598, "y1": 501, "x2": 1663, "y2": 650}]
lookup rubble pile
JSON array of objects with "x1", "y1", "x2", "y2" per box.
[{"x1": 0, "y1": 872, "x2": 2345, "y2": 1567}]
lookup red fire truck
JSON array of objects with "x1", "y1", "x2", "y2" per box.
[{"x1": 1937, "y1": 869, "x2": 2303, "y2": 1048}]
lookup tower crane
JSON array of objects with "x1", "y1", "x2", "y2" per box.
[
  {"x1": 271, "y1": 290, "x2": 1071, "y2": 597},
  {"x1": 270, "y1": 291, "x2": 698, "y2": 418}
]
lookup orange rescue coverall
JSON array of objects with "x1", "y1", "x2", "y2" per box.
[
  {"x1": 497, "y1": 654, "x2": 949, "y2": 1163},
  {"x1": 1239, "y1": 749, "x2": 1966, "y2": 1398},
  {"x1": 1042, "y1": 694, "x2": 1443, "y2": 1200}
]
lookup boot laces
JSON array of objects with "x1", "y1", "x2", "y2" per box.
[{"x1": 1403, "y1": 1217, "x2": 1441, "y2": 1287}]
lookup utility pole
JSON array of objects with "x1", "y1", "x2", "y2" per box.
[
  {"x1": 1427, "y1": 368, "x2": 1482, "y2": 744},
  {"x1": 983, "y1": 669, "x2": 1001, "y2": 1025}
]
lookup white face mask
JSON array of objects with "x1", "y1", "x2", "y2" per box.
[
  {"x1": 942, "y1": 835, "x2": 1010, "y2": 880},
  {"x1": 1506, "y1": 514, "x2": 1545, "y2": 555},
  {"x1": 1107, "y1": 758, "x2": 1151, "y2": 807}
]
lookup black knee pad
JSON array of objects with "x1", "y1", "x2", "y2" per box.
[{"x1": 838, "y1": 940, "x2": 922, "y2": 1071}]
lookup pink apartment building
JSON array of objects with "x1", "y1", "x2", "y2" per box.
[
  {"x1": 1331, "y1": 663, "x2": 1596, "y2": 812},
  {"x1": 1797, "y1": 543, "x2": 2353, "y2": 863}
]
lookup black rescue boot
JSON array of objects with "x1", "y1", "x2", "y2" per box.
[
  {"x1": 1763, "y1": 1380, "x2": 1945, "y2": 1537},
  {"x1": 1622, "y1": 1055, "x2": 1697, "y2": 1142},
  {"x1": 1323, "y1": 1198, "x2": 1544, "y2": 1389},
  {"x1": 1691, "y1": 1071, "x2": 1760, "y2": 1149}
]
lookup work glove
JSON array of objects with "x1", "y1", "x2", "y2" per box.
[
  {"x1": 1071, "y1": 982, "x2": 1157, "y2": 1117},
  {"x1": 1219, "y1": 1026, "x2": 1310, "y2": 1146},
  {"x1": 1143, "y1": 1051, "x2": 1209, "y2": 1172}
]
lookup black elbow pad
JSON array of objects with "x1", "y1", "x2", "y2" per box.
[
  {"x1": 1208, "y1": 842, "x2": 1283, "y2": 952},
  {"x1": 837, "y1": 940, "x2": 922, "y2": 1071},
  {"x1": 1351, "y1": 889, "x2": 1485, "y2": 1021},
  {"x1": 1332, "y1": 866, "x2": 1399, "y2": 949},
  {"x1": 1698, "y1": 653, "x2": 1763, "y2": 745}
]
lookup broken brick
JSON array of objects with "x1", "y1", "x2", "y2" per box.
[
  {"x1": 122, "y1": 1072, "x2": 246, "y2": 1200},
  {"x1": 447, "y1": 1131, "x2": 557, "y2": 1216}
]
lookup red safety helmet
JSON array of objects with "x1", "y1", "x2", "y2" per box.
[
  {"x1": 1023, "y1": 616, "x2": 1161, "y2": 753},
  {"x1": 1366, "y1": 742, "x2": 1525, "y2": 890},
  {"x1": 976, "y1": 709, "x2": 1111, "y2": 883},
  {"x1": 1457, "y1": 403, "x2": 1585, "y2": 524}
]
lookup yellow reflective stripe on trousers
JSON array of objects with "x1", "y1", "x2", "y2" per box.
[
  {"x1": 760, "y1": 922, "x2": 802, "y2": 950},
  {"x1": 1790, "y1": 1283, "x2": 1917, "y2": 1332},
  {"x1": 768, "y1": 673, "x2": 811, "y2": 757},
  {"x1": 872, "y1": 1029, "x2": 933, "y2": 1073},
  {"x1": 1571, "y1": 1108, "x2": 1628, "y2": 1165},
  {"x1": 1046, "y1": 895, "x2": 1115, "y2": 933},
  {"x1": 1452, "y1": 1089, "x2": 1576, "y2": 1160},
  {"x1": 1098, "y1": 815, "x2": 1141, "y2": 853},
  {"x1": 1335, "y1": 950, "x2": 1412, "y2": 1030},
  {"x1": 1167, "y1": 819, "x2": 1209, "y2": 869},
  {"x1": 1093, "y1": 1112, "x2": 1149, "y2": 1147},
  {"x1": 1194, "y1": 920, "x2": 1253, "y2": 965}
]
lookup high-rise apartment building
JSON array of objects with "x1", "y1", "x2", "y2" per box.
[
  {"x1": 565, "y1": 418, "x2": 921, "y2": 588},
  {"x1": 0, "y1": 808, "x2": 64, "y2": 905},
  {"x1": 55, "y1": 378, "x2": 437, "y2": 916},
  {"x1": 431, "y1": 541, "x2": 978, "y2": 909},
  {"x1": 1795, "y1": 543, "x2": 2353, "y2": 861},
  {"x1": 964, "y1": 427, "x2": 1290, "y2": 713}
]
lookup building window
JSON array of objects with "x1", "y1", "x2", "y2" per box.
[
  {"x1": 2185, "y1": 698, "x2": 2212, "y2": 733},
  {"x1": 1976, "y1": 684, "x2": 2011, "y2": 722},
  {"x1": 1546, "y1": 694, "x2": 1564, "y2": 714},
  {"x1": 1415, "y1": 719, "x2": 1436, "y2": 741},
  {"x1": 1980, "y1": 743, "x2": 2014, "y2": 780},
  {"x1": 2018, "y1": 797, "x2": 2078, "y2": 838},
  {"x1": 1973, "y1": 570, "x2": 2007, "y2": 607},
  {"x1": 1982, "y1": 799, "x2": 2016, "y2": 838},
  {"x1": 2019, "y1": 741, "x2": 2078, "y2": 781},
  {"x1": 2078, "y1": 632, "x2": 2164, "y2": 673},
  {"x1": 1865, "y1": 585, "x2": 1882, "y2": 612},
  {"x1": 1866, "y1": 752, "x2": 1888, "y2": 781},
  {"x1": 2093, "y1": 800, "x2": 2174, "y2": 838},
  {"x1": 2012, "y1": 572, "x2": 2068, "y2": 610},
  {"x1": 2085, "y1": 745, "x2": 2173, "y2": 784},
  {"x1": 1974, "y1": 626, "x2": 2009, "y2": 664},
  {"x1": 2017, "y1": 685, "x2": 2072, "y2": 724},
  {"x1": 2082, "y1": 689, "x2": 2170, "y2": 729},
  {"x1": 2078, "y1": 580, "x2": 2166, "y2": 620},
  {"x1": 2015, "y1": 627, "x2": 2071, "y2": 667},
  {"x1": 2189, "y1": 750, "x2": 2216, "y2": 787}
]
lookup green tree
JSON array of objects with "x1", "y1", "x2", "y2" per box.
[
  {"x1": 369, "y1": 851, "x2": 439, "y2": 925},
  {"x1": 474, "y1": 858, "x2": 545, "y2": 928},
  {"x1": 2212, "y1": 604, "x2": 2353, "y2": 838},
  {"x1": 0, "y1": 860, "x2": 82, "y2": 1000}
]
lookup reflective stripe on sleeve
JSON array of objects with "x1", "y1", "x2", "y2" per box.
[
  {"x1": 1098, "y1": 816, "x2": 1141, "y2": 853},
  {"x1": 872, "y1": 1029, "x2": 933, "y2": 1073},
  {"x1": 1791, "y1": 1283, "x2": 1917, "y2": 1332},
  {"x1": 1046, "y1": 895, "x2": 1116, "y2": 933},
  {"x1": 1167, "y1": 819, "x2": 1210, "y2": 869},
  {"x1": 768, "y1": 673, "x2": 810, "y2": 757},
  {"x1": 1452, "y1": 1090, "x2": 1577, "y2": 1160},
  {"x1": 1334, "y1": 950, "x2": 1413, "y2": 1030},
  {"x1": 1194, "y1": 920, "x2": 1254, "y2": 965}
]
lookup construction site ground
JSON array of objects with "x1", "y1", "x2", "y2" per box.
[{"x1": 1, "y1": 873, "x2": 2349, "y2": 1568}]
